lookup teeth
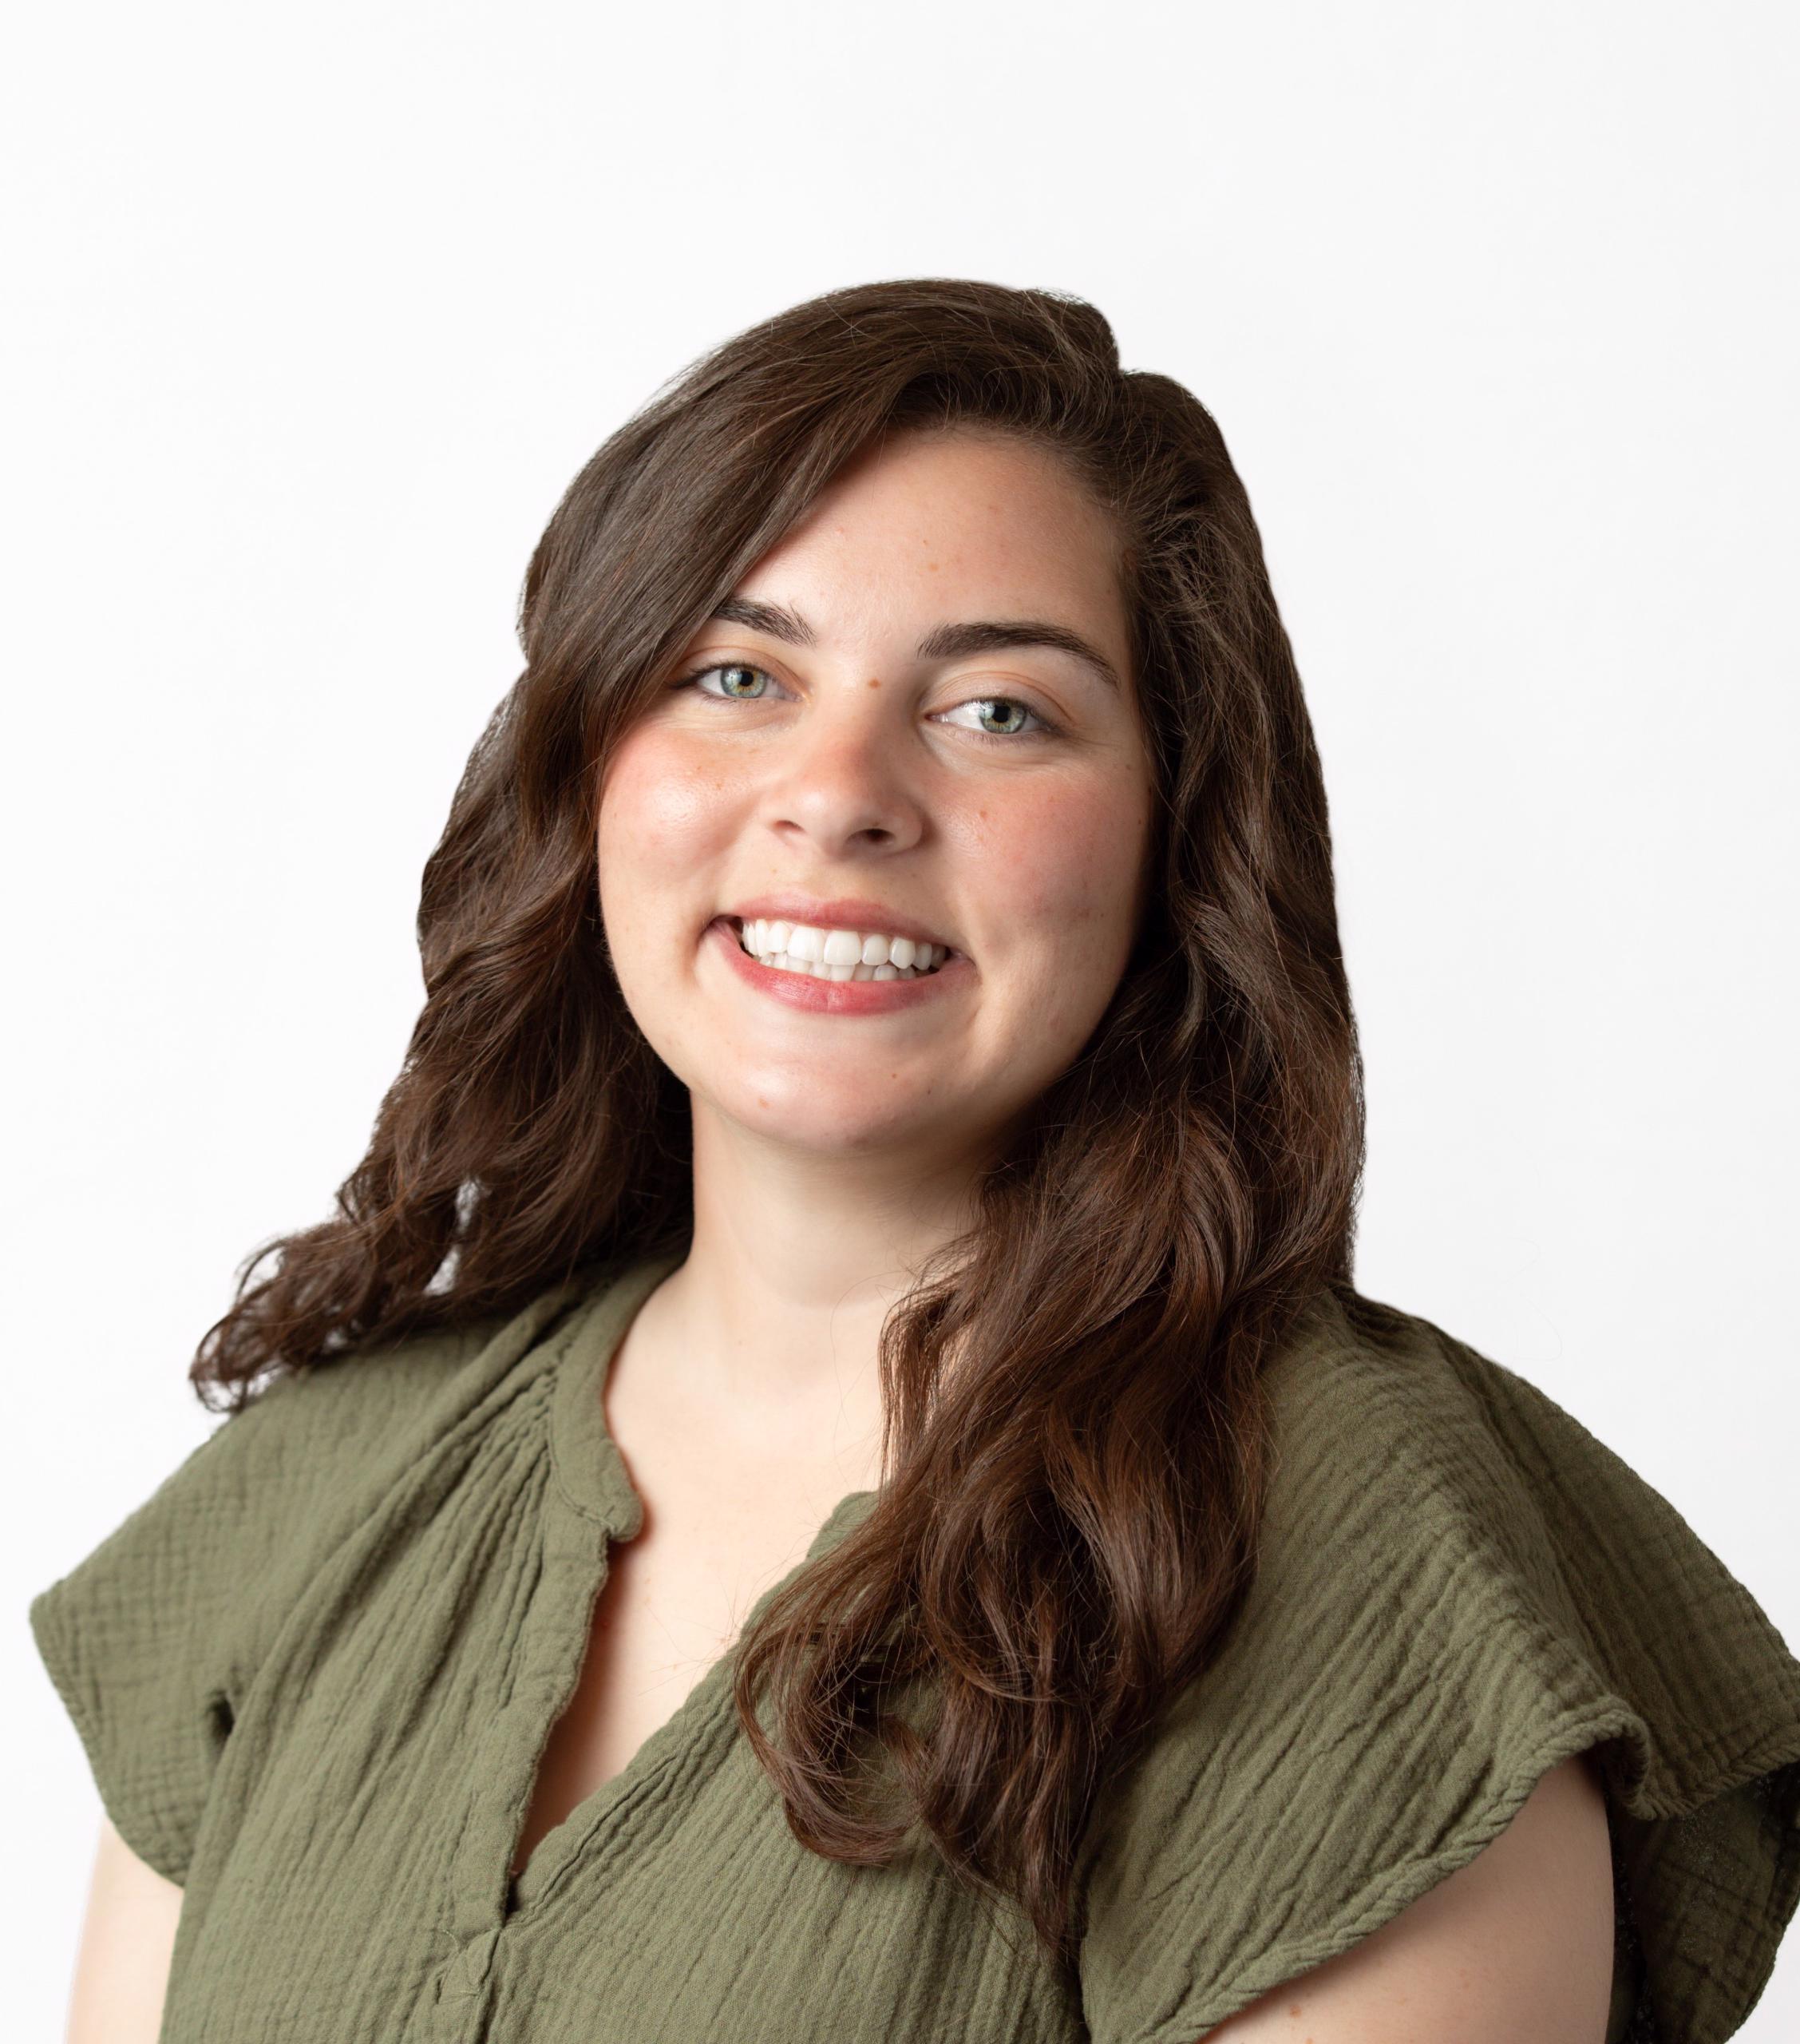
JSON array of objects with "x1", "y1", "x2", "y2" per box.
[{"x1": 733, "y1": 917, "x2": 951, "y2": 978}]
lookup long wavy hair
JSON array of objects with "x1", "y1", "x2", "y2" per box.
[{"x1": 191, "y1": 278, "x2": 1366, "y2": 1976}]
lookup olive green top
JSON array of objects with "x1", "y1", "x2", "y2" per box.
[{"x1": 28, "y1": 1252, "x2": 1800, "y2": 2043}]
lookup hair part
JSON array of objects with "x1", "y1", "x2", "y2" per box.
[{"x1": 191, "y1": 278, "x2": 1367, "y2": 1978}]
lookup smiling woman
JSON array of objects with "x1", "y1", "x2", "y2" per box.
[{"x1": 28, "y1": 279, "x2": 1800, "y2": 2044}]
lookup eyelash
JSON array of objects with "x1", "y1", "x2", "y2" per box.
[{"x1": 669, "y1": 661, "x2": 1064, "y2": 743}]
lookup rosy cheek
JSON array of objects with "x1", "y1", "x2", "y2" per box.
[
  {"x1": 600, "y1": 729, "x2": 724, "y2": 865},
  {"x1": 979, "y1": 781, "x2": 1139, "y2": 929}
]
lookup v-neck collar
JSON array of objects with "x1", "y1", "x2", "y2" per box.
[
  {"x1": 547, "y1": 1249, "x2": 683, "y2": 1535},
  {"x1": 548, "y1": 1250, "x2": 881, "y2": 1556},
  {"x1": 493, "y1": 1250, "x2": 881, "y2": 1927}
]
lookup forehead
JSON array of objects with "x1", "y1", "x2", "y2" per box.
[{"x1": 737, "y1": 428, "x2": 1127, "y2": 640}]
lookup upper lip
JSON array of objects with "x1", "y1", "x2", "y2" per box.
[{"x1": 721, "y1": 895, "x2": 960, "y2": 956}]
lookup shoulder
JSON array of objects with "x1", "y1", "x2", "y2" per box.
[
  {"x1": 226, "y1": 1278, "x2": 582, "y2": 1444},
  {"x1": 27, "y1": 1271, "x2": 598, "y2": 1886},
  {"x1": 160, "y1": 1270, "x2": 599, "y2": 1523},
  {"x1": 1255, "y1": 1285, "x2": 1785, "y2": 1712},
  {"x1": 1260, "y1": 1282, "x2": 1595, "y2": 1525},
  {"x1": 1076, "y1": 1285, "x2": 1800, "y2": 2044},
  {"x1": 28, "y1": 1277, "x2": 584, "y2": 1646}
]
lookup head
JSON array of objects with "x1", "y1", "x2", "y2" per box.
[
  {"x1": 442, "y1": 279, "x2": 1358, "y2": 1291},
  {"x1": 595, "y1": 420, "x2": 1156, "y2": 1181},
  {"x1": 196, "y1": 279, "x2": 1365, "y2": 1975}
]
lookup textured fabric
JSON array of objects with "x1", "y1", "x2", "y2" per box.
[{"x1": 28, "y1": 1252, "x2": 1800, "y2": 2043}]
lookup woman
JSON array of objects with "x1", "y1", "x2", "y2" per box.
[{"x1": 32, "y1": 279, "x2": 1800, "y2": 2043}]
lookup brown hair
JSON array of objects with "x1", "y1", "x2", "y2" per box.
[{"x1": 192, "y1": 279, "x2": 1366, "y2": 1976}]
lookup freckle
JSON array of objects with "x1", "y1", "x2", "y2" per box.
[{"x1": 867, "y1": 676, "x2": 880, "y2": 689}]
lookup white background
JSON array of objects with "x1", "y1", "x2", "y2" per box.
[{"x1": 5, "y1": 1, "x2": 1795, "y2": 2034}]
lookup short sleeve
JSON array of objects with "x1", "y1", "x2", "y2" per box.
[
  {"x1": 26, "y1": 1309, "x2": 521, "y2": 1888},
  {"x1": 1075, "y1": 1291, "x2": 1800, "y2": 2044},
  {"x1": 30, "y1": 1416, "x2": 267, "y2": 1885}
]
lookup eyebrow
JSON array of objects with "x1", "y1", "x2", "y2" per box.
[{"x1": 705, "y1": 596, "x2": 1121, "y2": 695}]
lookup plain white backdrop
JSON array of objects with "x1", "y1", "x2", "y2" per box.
[{"x1": 6, "y1": 1, "x2": 1796, "y2": 2034}]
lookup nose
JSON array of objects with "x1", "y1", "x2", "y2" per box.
[{"x1": 754, "y1": 687, "x2": 927, "y2": 854}]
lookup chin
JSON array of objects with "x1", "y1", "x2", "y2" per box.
[{"x1": 723, "y1": 1091, "x2": 935, "y2": 1149}]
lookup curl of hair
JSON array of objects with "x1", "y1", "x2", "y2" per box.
[{"x1": 190, "y1": 278, "x2": 1367, "y2": 1979}]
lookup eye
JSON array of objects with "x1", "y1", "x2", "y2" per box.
[
  {"x1": 674, "y1": 660, "x2": 790, "y2": 703},
  {"x1": 670, "y1": 663, "x2": 1062, "y2": 743},
  {"x1": 937, "y1": 695, "x2": 1062, "y2": 743}
]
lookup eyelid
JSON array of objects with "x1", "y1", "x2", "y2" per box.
[{"x1": 676, "y1": 656, "x2": 793, "y2": 691}]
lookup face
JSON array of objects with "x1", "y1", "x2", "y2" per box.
[{"x1": 596, "y1": 426, "x2": 1157, "y2": 1171}]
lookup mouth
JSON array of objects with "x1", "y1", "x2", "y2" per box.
[{"x1": 716, "y1": 915, "x2": 961, "y2": 976}]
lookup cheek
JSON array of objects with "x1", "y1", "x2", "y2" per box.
[
  {"x1": 598, "y1": 725, "x2": 731, "y2": 873},
  {"x1": 972, "y1": 776, "x2": 1148, "y2": 937}
]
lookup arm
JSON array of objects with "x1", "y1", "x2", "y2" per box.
[
  {"x1": 1201, "y1": 1752, "x2": 1616, "y2": 2042},
  {"x1": 62, "y1": 1816, "x2": 183, "y2": 2044}
]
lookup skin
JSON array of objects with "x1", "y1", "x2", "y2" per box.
[{"x1": 63, "y1": 1818, "x2": 182, "y2": 2042}]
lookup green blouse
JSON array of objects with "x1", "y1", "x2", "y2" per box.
[{"x1": 29, "y1": 1251, "x2": 1800, "y2": 2042}]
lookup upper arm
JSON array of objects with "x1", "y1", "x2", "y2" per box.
[
  {"x1": 1201, "y1": 1752, "x2": 1616, "y2": 2044},
  {"x1": 63, "y1": 1816, "x2": 183, "y2": 2044}
]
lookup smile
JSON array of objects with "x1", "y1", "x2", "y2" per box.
[
  {"x1": 706, "y1": 917, "x2": 970, "y2": 1015},
  {"x1": 730, "y1": 916, "x2": 952, "y2": 980}
]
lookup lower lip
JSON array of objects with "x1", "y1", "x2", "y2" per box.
[{"x1": 706, "y1": 917, "x2": 971, "y2": 1014}]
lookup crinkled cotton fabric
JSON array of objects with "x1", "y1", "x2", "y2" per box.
[{"x1": 30, "y1": 1252, "x2": 1800, "y2": 2042}]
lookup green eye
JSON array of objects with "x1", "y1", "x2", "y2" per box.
[
  {"x1": 678, "y1": 662, "x2": 780, "y2": 700},
  {"x1": 671, "y1": 666, "x2": 1062, "y2": 743},
  {"x1": 944, "y1": 697, "x2": 1058, "y2": 742}
]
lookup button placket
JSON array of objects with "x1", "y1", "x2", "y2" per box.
[
  {"x1": 433, "y1": 1923, "x2": 501, "y2": 2038},
  {"x1": 441, "y1": 1264, "x2": 659, "y2": 1943},
  {"x1": 449, "y1": 1499, "x2": 615, "y2": 1935}
]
